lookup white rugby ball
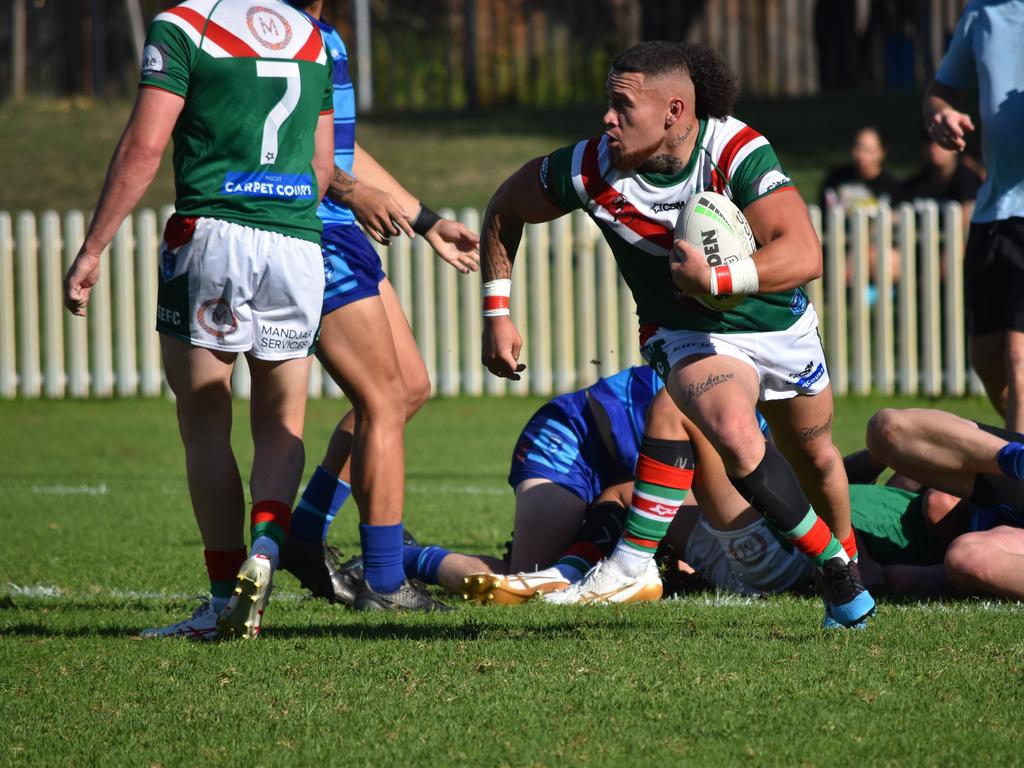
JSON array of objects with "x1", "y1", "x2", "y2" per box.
[{"x1": 675, "y1": 191, "x2": 756, "y2": 311}]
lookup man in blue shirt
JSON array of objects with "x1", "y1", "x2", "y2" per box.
[
  {"x1": 283, "y1": 1, "x2": 479, "y2": 611},
  {"x1": 925, "y1": 1, "x2": 1024, "y2": 432}
]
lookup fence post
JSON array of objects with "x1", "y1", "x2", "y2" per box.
[
  {"x1": 874, "y1": 203, "x2": 895, "y2": 394},
  {"x1": 919, "y1": 201, "x2": 942, "y2": 396},
  {"x1": 942, "y1": 202, "x2": 966, "y2": 395},
  {"x1": 526, "y1": 221, "x2": 552, "y2": 395},
  {"x1": 824, "y1": 206, "x2": 847, "y2": 395},
  {"x1": 806, "y1": 204, "x2": 825, "y2": 331},
  {"x1": 413, "y1": 234, "x2": 437, "y2": 393},
  {"x1": 436, "y1": 210, "x2": 460, "y2": 396},
  {"x1": 458, "y1": 207, "x2": 483, "y2": 396},
  {"x1": 39, "y1": 211, "x2": 65, "y2": 398},
  {"x1": 896, "y1": 204, "x2": 918, "y2": 395},
  {"x1": 16, "y1": 212, "x2": 41, "y2": 398},
  {"x1": 550, "y1": 215, "x2": 575, "y2": 393},
  {"x1": 849, "y1": 209, "x2": 871, "y2": 395},
  {"x1": 595, "y1": 237, "x2": 620, "y2": 379},
  {"x1": 573, "y1": 211, "x2": 597, "y2": 388},
  {"x1": 0, "y1": 213, "x2": 15, "y2": 398},
  {"x1": 231, "y1": 352, "x2": 250, "y2": 399},
  {"x1": 618, "y1": 273, "x2": 640, "y2": 368},
  {"x1": 135, "y1": 209, "x2": 162, "y2": 397},
  {"x1": 63, "y1": 212, "x2": 90, "y2": 397},
  {"x1": 111, "y1": 215, "x2": 137, "y2": 396},
  {"x1": 507, "y1": 222, "x2": 530, "y2": 397}
]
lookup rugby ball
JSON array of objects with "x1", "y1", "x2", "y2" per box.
[{"x1": 675, "y1": 191, "x2": 756, "y2": 311}]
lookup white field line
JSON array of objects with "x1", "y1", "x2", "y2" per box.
[
  {"x1": 4, "y1": 582, "x2": 1023, "y2": 613},
  {"x1": 407, "y1": 482, "x2": 506, "y2": 496},
  {"x1": 26, "y1": 482, "x2": 109, "y2": 495}
]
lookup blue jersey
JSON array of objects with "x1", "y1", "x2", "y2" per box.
[
  {"x1": 308, "y1": 16, "x2": 356, "y2": 227},
  {"x1": 586, "y1": 366, "x2": 664, "y2": 479}
]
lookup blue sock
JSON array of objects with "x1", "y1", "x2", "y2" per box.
[
  {"x1": 291, "y1": 467, "x2": 352, "y2": 543},
  {"x1": 554, "y1": 561, "x2": 586, "y2": 582},
  {"x1": 360, "y1": 523, "x2": 405, "y2": 593},
  {"x1": 401, "y1": 545, "x2": 450, "y2": 585},
  {"x1": 997, "y1": 442, "x2": 1024, "y2": 480}
]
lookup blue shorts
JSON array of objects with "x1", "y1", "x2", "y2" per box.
[
  {"x1": 508, "y1": 391, "x2": 623, "y2": 504},
  {"x1": 321, "y1": 224, "x2": 386, "y2": 315}
]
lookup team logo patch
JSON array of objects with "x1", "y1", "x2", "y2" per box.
[
  {"x1": 727, "y1": 531, "x2": 768, "y2": 566},
  {"x1": 246, "y1": 6, "x2": 292, "y2": 50},
  {"x1": 197, "y1": 299, "x2": 239, "y2": 338},
  {"x1": 792, "y1": 361, "x2": 825, "y2": 389},
  {"x1": 141, "y1": 44, "x2": 165, "y2": 76},
  {"x1": 789, "y1": 290, "x2": 808, "y2": 316},
  {"x1": 754, "y1": 169, "x2": 791, "y2": 197}
]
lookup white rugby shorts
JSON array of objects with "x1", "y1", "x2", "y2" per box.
[
  {"x1": 684, "y1": 517, "x2": 815, "y2": 595},
  {"x1": 641, "y1": 305, "x2": 830, "y2": 400},
  {"x1": 156, "y1": 216, "x2": 324, "y2": 361}
]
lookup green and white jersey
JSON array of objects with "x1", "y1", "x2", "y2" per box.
[
  {"x1": 849, "y1": 485, "x2": 946, "y2": 566},
  {"x1": 139, "y1": 0, "x2": 333, "y2": 243},
  {"x1": 540, "y1": 117, "x2": 809, "y2": 333}
]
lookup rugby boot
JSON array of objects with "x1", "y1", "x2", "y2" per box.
[
  {"x1": 542, "y1": 557, "x2": 662, "y2": 605},
  {"x1": 139, "y1": 598, "x2": 220, "y2": 641},
  {"x1": 279, "y1": 534, "x2": 357, "y2": 606},
  {"x1": 461, "y1": 568, "x2": 570, "y2": 605},
  {"x1": 354, "y1": 578, "x2": 452, "y2": 612},
  {"x1": 217, "y1": 553, "x2": 273, "y2": 639},
  {"x1": 820, "y1": 557, "x2": 875, "y2": 629}
]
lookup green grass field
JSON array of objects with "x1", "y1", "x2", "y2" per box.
[{"x1": 2, "y1": 393, "x2": 1020, "y2": 767}]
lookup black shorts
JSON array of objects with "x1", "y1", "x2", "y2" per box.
[
  {"x1": 964, "y1": 217, "x2": 1024, "y2": 335},
  {"x1": 968, "y1": 422, "x2": 1024, "y2": 515}
]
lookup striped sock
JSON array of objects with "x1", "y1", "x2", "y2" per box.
[
  {"x1": 554, "y1": 542, "x2": 602, "y2": 583},
  {"x1": 203, "y1": 547, "x2": 247, "y2": 612},
  {"x1": 554, "y1": 500, "x2": 629, "y2": 581},
  {"x1": 250, "y1": 499, "x2": 291, "y2": 570},
  {"x1": 783, "y1": 508, "x2": 848, "y2": 566},
  {"x1": 291, "y1": 466, "x2": 352, "y2": 543},
  {"x1": 360, "y1": 523, "x2": 405, "y2": 593},
  {"x1": 840, "y1": 529, "x2": 859, "y2": 562},
  {"x1": 610, "y1": 439, "x2": 694, "y2": 577},
  {"x1": 402, "y1": 545, "x2": 450, "y2": 585}
]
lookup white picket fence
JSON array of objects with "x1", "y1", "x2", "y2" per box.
[{"x1": 0, "y1": 202, "x2": 983, "y2": 400}]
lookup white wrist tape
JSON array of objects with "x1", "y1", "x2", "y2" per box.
[
  {"x1": 482, "y1": 279, "x2": 512, "y2": 317},
  {"x1": 710, "y1": 259, "x2": 760, "y2": 297}
]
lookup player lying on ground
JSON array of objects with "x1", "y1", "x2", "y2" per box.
[
  {"x1": 854, "y1": 407, "x2": 1024, "y2": 599},
  {"x1": 277, "y1": 1, "x2": 478, "y2": 613},
  {"x1": 480, "y1": 40, "x2": 872, "y2": 628}
]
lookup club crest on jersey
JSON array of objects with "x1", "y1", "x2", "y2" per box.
[
  {"x1": 611, "y1": 194, "x2": 635, "y2": 225},
  {"x1": 246, "y1": 6, "x2": 292, "y2": 50},
  {"x1": 197, "y1": 299, "x2": 239, "y2": 338},
  {"x1": 727, "y1": 532, "x2": 768, "y2": 566}
]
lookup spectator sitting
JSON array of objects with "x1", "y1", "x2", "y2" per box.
[
  {"x1": 898, "y1": 131, "x2": 983, "y2": 228},
  {"x1": 820, "y1": 125, "x2": 901, "y2": 211}
]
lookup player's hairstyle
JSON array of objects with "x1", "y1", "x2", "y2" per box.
[
  {"x1": 611, "y1": 41, "x2": 738, "y2": 120},
  {"x1": 854, "y1": 124, "x2": 887, "y2": 149}
]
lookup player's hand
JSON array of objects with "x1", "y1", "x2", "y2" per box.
[
  {"x1": 482, "y1": 316, "x2": 526, "y2": 380},
  {"x1": 63, "y1": 250, "x2": 102, "y2": 317},
  {"x1": 349, "y1": 184, "x2": 415, "y2": 245},
  {"x1": 669, "y1": 239, "x2": 711, "y2": 296},
  {"x1": 424, "y1": 219, "x2": 480, "y2": 274},
  {"x1": 927, "y1": 108, "x2": 975, "y2": 152}
]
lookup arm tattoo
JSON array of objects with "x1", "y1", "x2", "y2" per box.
[
  {"x1": 682, "y1": 372, "x2": 734, "y2": 404},
  {"x1": 796, "y1": 414, "x2": 833, "y2": 443},
  {"x1": 326, "y1": 167, "x2": 358, "y2": 204},
  {"x1": 480, "y1": 206, "x2": 522, "y2": 281}
]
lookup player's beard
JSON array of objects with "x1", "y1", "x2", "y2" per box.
[{"x1": 610, "y1": 136, "x2": 663, "y2": 171}]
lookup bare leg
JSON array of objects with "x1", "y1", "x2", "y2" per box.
[
  {"x1": 247, "y1": 354, "x2": 312, "y2": 506},
  {"x1": 161, "y1": 337, "x2": 244, "y2": 551},
  {"x1": 1005, "y1": 330, "x2": 1024, "y2": 433},
  {"x1": 321, "y1": 279, "x2": 430, "y2": 480},
  {"x1": 945, "y1": 527, "x2": 1024, "y2": 599},
  {"x1": 970, "y1": 331, "x2": 1008, "y2": 419},
  {"x1": 760, "y1": 385, "x2": 851, "y2": 540},
  {"x1": 436, "y1": 553, "x2": 506, "y2": 594},
  {"x1": 507, "y1": 479, "x2": 587, "y2": 571},
  {"x1": 316, "y1": 293, "x2": 408, "y2": 526},
  {"x1": 865, "y1": 407, "x2": 1005, "y2": 497}
]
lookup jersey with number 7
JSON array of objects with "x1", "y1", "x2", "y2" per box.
[{"x1": 139, "y1": 0, "x2": 334, "y2": 244}]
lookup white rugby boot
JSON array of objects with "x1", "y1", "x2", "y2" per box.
[
  {"x1": 216, "y1": 553, "x2": 273, "y2": 639},
  {"x1": 542, "y1": 557, "x2": 662, "y2": 605},
  {"x1": 139, "y1": 598, "x2": 220, "y2": 641},
  {"x1": 461, "y1": 567, "x2": 570, "y2": 605}
]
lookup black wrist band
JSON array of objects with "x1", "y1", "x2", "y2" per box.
[{"x1": 411, "y1": 204, "x2": 441, "y2": 236}]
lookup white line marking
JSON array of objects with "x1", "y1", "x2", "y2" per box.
[
  {"x1": 27, "y1": 483, "x2": 109, "y2": 496},
  {"x1": 407, "y1": 482, "x2": 506, "y2": 497}
]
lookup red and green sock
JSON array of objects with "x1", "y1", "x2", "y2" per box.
[
  {"x1": 203, "y1": 547, "x2": 247, "y2": 612},
  {"x1": 250, "y1": 499, "x2": 291, "y2": 569},
  {"x1": 609, "y1": 437, "x2": 694, "y2": 577}
]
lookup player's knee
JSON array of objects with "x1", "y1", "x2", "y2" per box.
[
  {"x1": 866, "y1": 408, "x2": 902, "y2": 460},
  {"x1": 944, "y1": 533, "x2": 993, "y2": 593},
  {"x1": 710, "y1": 414, "x2": 766, "y2": 473},
  {"x1": 404, "y1": 372, "x2": 431, "y2": 417}
]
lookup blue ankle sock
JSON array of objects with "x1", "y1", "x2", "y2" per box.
[
  {"x1": 360, "y1": 523, "x2": 405, "y2": 593},
  {"x1": 997, "y1": 442, "x2": 1024, "y2": 480},
  {"x1": 401, "y1": 545, "x2": 450, "y2": 585},
  {"x1": 554, "y1": 561, "x2": 586, "y2": 582},
  {"x1": 291, "y1": 467, "x2": 351, "y2": 543}
]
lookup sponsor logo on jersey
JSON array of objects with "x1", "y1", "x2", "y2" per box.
[
  {"x1": 260, "y1": 324, "x2": 314, "y2": 351},
  {"x1": 727, "y1": 531, "x2": 768, "y2": 566},
  {"x1": 793, "y1": 361, "x2": 825, "y2": 389},
  {"x1": 754, "y1": 168, "x2": 791, "y2": 197},
  {"x1": 651, "y1": 201, "x2": 685, "y2": 214},
  {"x1": 141, "y1": 44, "x2": 165, "y2": 76},
  {"x1": 789, "y1": 290, "x2": 808, "y2": 316},
  {"x1": 222, "y1": 171, "x2": 315, "y2": 199},
  {"x1": 538, "y1": 156, "x2": 551, "y2": 191},
  {"x1": 197, "y1": 299, "x2": 239, "y2": 338},
  {"x1": 246, "y1": 6, "x2": 293, "y2": 50}
]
